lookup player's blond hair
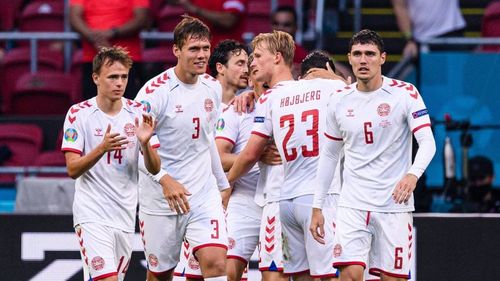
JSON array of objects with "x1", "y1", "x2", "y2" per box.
[{"x1": 251, "y1": 31, "x2": 295, "y2": 67}]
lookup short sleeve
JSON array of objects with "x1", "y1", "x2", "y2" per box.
[
  {"x1": 251, "y1": 92, "x2": 273, "y2": 139},
  {"x1": 406, "y1": 85, "x2": 432, "y2": 134},
  {"x1": 134, "y1": 77, "x2": 168, "y2": 122},
  {"x1": 61, "y1": 106, "x2": 85, "y2": 155},
  {"x1": 215, "y1": 107, "x2": 239, "y2": 145}
]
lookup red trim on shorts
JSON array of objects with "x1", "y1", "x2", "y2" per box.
[
  {"x1": 311, "y1": 273, "x2": 338, "y2": 278},
  {"x1": 227, "y1": 255, "x2": 248, "y2": 264},
  {"x1": 61, "y1": 147, "x2": 82, "y2": 155},
  {"x1": 215, "y1": 136, "x2": 236, "y2": 145},
  {"x1": 284, "y1": 269, "x2": 310, "y2": 276},
  {"x1": 366, "y1": 211, "x2": 371, "y2": 226},
  {"x1": 412, "y1": 123, "x2": 431, "y2": 134},
  {"x1": 259, "y1": 266, "x2": 284, "y2": 272},
  {"x1": 325, "y1": 132, "x2": 343, "y2": 141},
  {"x1": 192, "y1": 243, "x2": 228, "y2": 255},
  {"x1": 251, "y1": 131, "x2": 270, "y2": 139},
  {"x1": 333, "y1": 261, "x2": 366, "y2": 268},
  {"x1": 369, "y1": 268, "x2": 410, "y2": 279},
  {"x1": 92, "y1": 272, "x2": 117, "y2": 280},
  {"x1": 173, "y1": 272, "x2": 204, "y2": 279}
]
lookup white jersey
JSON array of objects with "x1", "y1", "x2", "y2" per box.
[
  {"x1": 252, "y1": 79, "x2": 346, "y2": 200},
  {"x1": 326, "y1": 76, "x2": 431, "y2": 212},
  {"x1": 135, "y1": 68, "x2": 222, "y2": 215},
  {"x1": 215, "y1": 103, "x2": 261, "y2": 218},
  {"x1": 61, "y1": 97, "x2": 147, "y2": 232}
]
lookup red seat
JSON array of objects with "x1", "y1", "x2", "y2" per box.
[
  {"x1": 19, "y1": 1, "x2": 65, "y2": 32},
  {"x1": 481, "y1": 1, "x2": 500, "y2": 52},
  {"x1": 0, "y1": 0, "x2": 23, "y2": 31},
  {"x1": 70, "y1": 49, "x2": 84, "y2": 102},
  {"x1": 142, "y1": 46, "x2": 178, "y2": 70},
  {"x1": 245, "y1": 1, "x2": 272, "y2": 38},
  {"x1": 35, "y1": 151, "x2": 66, "y2": 166},
  {"x1": 157, "y1": 5, "x2": 187, "y2": 32},
  {"x1": 10, "y1": 71, "x2": 75, "y2": 115},
  {"x1": 0, "y1": 123, "x2": 43, "y2": 183},
  {"x1": 0, "y1": 47, "x2": 64, "y2": 113}
]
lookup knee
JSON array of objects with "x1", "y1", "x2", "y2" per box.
[{"x1": 206, "y1": 258, "x2": 227, "y2": 276}]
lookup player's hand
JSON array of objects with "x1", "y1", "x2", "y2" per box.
[
  {"x1": 309, "y1": 208, "x2": 326, "y2": 244},
  {"x1": 159, "y1": 174, "x2": 192, "y2": 214},
  {"x1": 100, "y1": 124, "x2": 128, "y2": 153},
  {"x1": 135, "y1": 114, "x2": 155, "y2": 146},
  {"x1": 392, "y1": 173, "x2": 418, "y2": 204},
  {"x1": 403, "y1": 41, "x2": 418, "y2": 59},
  {"x1": 232, "y1": 90, "x2": 255, "y2": 114},
  {"x1": 220, "y1": 187, "x2": 232, "y2": 210},
  {"x1": 303, "y1": 62, "x2": 351, "y2": 84},
  {"x1": 259, "y1": 143, "x2": 282, "y2": 165}
]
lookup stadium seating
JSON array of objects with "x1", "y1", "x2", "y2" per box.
[
  {"x1": 0, "y1": 47, "x2": 64, "y2": 113},
  {"x1": 157, "y1": 5, "x2": 187, "y2": 32},
  {"x1": 481, "y1": 1, "x2": 500, "y2": 52},
  {"x1": 245, "y1": 0, "x2": 272, "y2": 37},
  {"x1": 19, "y1": 1, "x2": 65, "y2": 32},
  {"x1": 0, "y1": 0, "x2": 23, "y2": 31},
  {"x1": 0, "y1": 123, "x2": 43, "y2": 183},
  {"x1": 10, "y1": 71, "x2": 75, "y2": 115}
]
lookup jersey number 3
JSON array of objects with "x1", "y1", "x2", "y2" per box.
[{"x1": 280, "y1": 109, "x2": 319, "y2": 161}]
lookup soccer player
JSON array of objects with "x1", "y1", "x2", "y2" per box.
[
  {"x1": 173, "y1": 39, "x2": 250, "y2": 281},
  {"x1": 228, "y1": 31, "x2": 345, "y2": 281},
  {"x1": 62, "y1": 46, "x2": 161, "y2": 281},
  {"x1": 134, "y1": 16, "x2": 230, "y2": 281},
  {"x1": 310, "y1": 29, "x2": 436, "y2": 281}
]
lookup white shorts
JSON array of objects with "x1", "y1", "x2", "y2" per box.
[
  {"x1": 258, "y1": 201, "x2": 284, "y2": 272},
  {"x1": 173, "y1": 238, "x2": 203, "y2": 279},
  {"x1": 75, "y1": 223, "x2": 133, "y2": 281},
  {"x1": 139, "y1": 191, "x2": 228, "y2": 275},
  {"x1": 333, "y1": 207, "x2": 413, "y2": 279},
  {"x1": 226, "y1": 196, "x2": 262, "y2": 262},
  {"x1": 280, "y1": 194, "x2": 337, "y2": 278}
]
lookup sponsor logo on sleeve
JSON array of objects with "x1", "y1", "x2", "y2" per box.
[
  {"x1": 254, "y1": 116, "x2": 265, "y2": 123},
  {"x1": 412, "y1": 109, "x2": 428, "y2": 119},
  {"x1": 64, "y1": 128, "x2": 78, "y2": 142}
]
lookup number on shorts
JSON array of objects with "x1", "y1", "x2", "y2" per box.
[
  {"x1": 394, "y1": 247, "x2": 403, "y2": 269},
  {"x1": 210, "y1": 219, "x2": 219, "y2": 239}
]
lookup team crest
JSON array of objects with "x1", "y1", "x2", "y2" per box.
[
  {"x1": 148, "y1": 254, "x2": 159, "y2": 267},
  {"x1": 216, "y1": 118, "x2": 225, "y2": 131},
  {"x1": 204, "y1": 98, "x2": 214, "y2": 112},
  {"x1": 333, "y1": 244, "x2": 342, "y2": 258},
  {"x1": 64, "y1": 128, "x2": 78, "y2": 142},
  {"x1": 91, "y1": 256, "x2": 105, "y2": 271},
  {"x1": 188, "y1": 256, "x2": 200, "y2": 270},
  {"x1": 377, "y1": 103, "x2": 391, "y2": 117},
  {"x1": 124, "y1": 123, "x2": 135, "y2": 137},
  {"x1": 228, "y1": 237, "x2": 236, "y2": 249},
  {"x1": 94, "y1": 128, "x2": 103, "y2": 136}
]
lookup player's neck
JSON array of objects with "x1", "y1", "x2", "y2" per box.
[
  {"x1": 356, "y1": 75, "x2": 383, "y2": 92},
  {"x1": 268, "y1": 66, "x2": 294, "y2": 88},
  {"x1": 174, "y1": 66, "x2": 198, "y2": 84},
  {"x1": 96, "y1": 95, "x2": 123, "y2": 116},
  {"x1": 218, "y1": 78, "x2": 237, "y2": 104}
]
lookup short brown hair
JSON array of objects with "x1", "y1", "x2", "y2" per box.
[
  {"x1": 92, "y1": 46, "x2": 133, "y2": 74},
  {"x1": 174, "y1": 15, "x2": 211, "y2": 50},
  {"x1": 251, "y1": 31, "x2": 295, "y2": 67}
]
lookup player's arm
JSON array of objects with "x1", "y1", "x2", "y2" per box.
[
  {"x1": 136, "y1": 114, "x2": 161, "y2": 175},
  {"x1": 227, "y1": 134, "x2": 268, "y2": 183},
  {"x1": 65, "y1": 124, "x2": 128, "y2": 179},
  {"x1": 178, "y1": 0, "x2": 241, "y2": 29},
  {"x1": 215, "y1": 138, "x2": 237, "y2": 172}
]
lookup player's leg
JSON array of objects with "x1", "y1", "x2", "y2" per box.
[
  {"x1": 187, "y1": 189, "x2": 228, "y2": 279},
  {"x1": 279, "y1": 199, "x2": 313, "y2": 281},
  {"x1": 259, "y1": 202, "x2": 288, "y2": 281},
  {"x1": 332, "y1": 207, "x2": 372, "y2": 281},
  {"x1": 139, "y1": 211, "x2": 186, "y2": 281},
  {"x1": 226, "y1": 197, "x2": 261, "y2": 281},
  {"x1": 297, "y1": 195, "x2": 338, "y2": 281},
  {"x1": 75, "y1": 223, "x2": 124, "y2": 281},
  {"x1": 368, "y1": 212, "x2": 413, "y2": 281},
  {"x1": 173, "y1": 238, "x2": 204, "y2": 280}
]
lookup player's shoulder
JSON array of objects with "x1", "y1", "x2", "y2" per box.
[
  {"x1": 382, "y1": 76, "x2": 420, "y2": 100},
  {"x1": 137, "y1": 69, "x2": 173, "y2": 97},
  {"x1": 65, "y1": 98, "x2": 97, "y2": 122},
  {"x1": 123, "y1": 98, "x2": 148, "y2": 114},
  {"x1": 200, "y1": 73, "x2": 222, "y2": 91}
]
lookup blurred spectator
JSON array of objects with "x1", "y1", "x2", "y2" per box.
[
  {"x1": 465, "y1": 156, "x2": 500, "y2": 212},
  {"x1": 167, "y1": 0, "x2": 247, "y2": 47},
  {"x1": 391, "y1": 0, "x2": 466, "y2": 59},
  {"x1": 69, "y1": 0, "x2": 149, "y2": 100},
  {"x1": 271, "y1": 5, "x2": 307, "y2": 78}
]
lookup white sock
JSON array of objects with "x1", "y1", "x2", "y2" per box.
[{"x1": 204, "y1": 276, "x2": 228, "y2": 281}]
